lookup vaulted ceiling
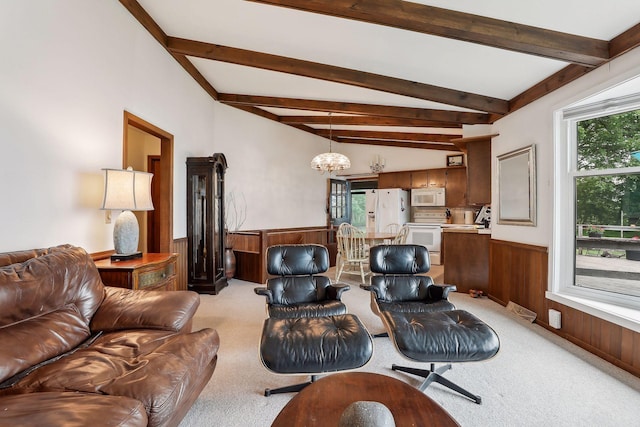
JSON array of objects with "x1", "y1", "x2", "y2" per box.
[{"x1": 121, "y1": 0, "x2": 640, "y2": 152}]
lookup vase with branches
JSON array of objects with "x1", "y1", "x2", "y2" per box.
[{"x1": 224, "y1": 191, "x2": 247, "y2": 249}]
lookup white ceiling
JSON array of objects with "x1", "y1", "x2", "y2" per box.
[{"x1": 132, "y1": 0, "x2": 640, "y2": 141}]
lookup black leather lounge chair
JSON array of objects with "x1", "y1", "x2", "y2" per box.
[
  {"x1": 366, "y1": 244, "x2": 500, "y2": 404},
  {"x1": 255, "y1": 244, "x2": 373, "y2": 396}
]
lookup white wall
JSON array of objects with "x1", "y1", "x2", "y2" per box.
[
  {"x1": 491, "y1": 47, "x2": 640, "y2": 247},
  {"x1": 3, "y1": 1, "x2": 639, "y2": 255},
  {"x1": 0, "y1": 1, "x2": 325, "y2": 252}
]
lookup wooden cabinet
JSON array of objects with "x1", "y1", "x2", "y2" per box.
[
  {"x1": 186, "y1": 154, "x2": 228, "y2": 294},
  {"x1": 378, "y1": 171, "x2": 412, "y2": 189},
  {"x1": 452, "y1": 135, "x2": 495, "y2": 206},
  {"x1": 445, "y1": 167, "x2": 467, "y2": 207},
  {"x1": 95, "y1": 253, "x2": 179, "y2": 291},
  {"x1": 411, "y1": 169, "x2": 446, "y2": 188},
  {"x1": 442, "y1": 231, "x2": 489, "y2": 293},
  {"x1": 466, "y1": 138, "x2": 492, "y2": 205},
  {"x1": 379, "y1": 168, "x2": 449, "y2": 190}
]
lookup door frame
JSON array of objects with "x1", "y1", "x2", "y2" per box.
[{"x1": 123, "y1": 111, "x2": 174, "y2": 253}]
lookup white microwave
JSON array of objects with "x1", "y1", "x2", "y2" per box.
[{"x1": 411, "y1": 188, "x2": 446, "y2": 207}]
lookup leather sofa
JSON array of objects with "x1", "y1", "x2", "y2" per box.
[{"x1": 0, "y1": 244, "x2": 219, "y2": 427}]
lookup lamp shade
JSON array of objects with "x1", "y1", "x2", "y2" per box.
[
  {"x1": 101, "y1": 168, "x2": 154, "y2": 211},
  {"x1": 101, "y1": 167, "x2": 153, "y2": 258}
]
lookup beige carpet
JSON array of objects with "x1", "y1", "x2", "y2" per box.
[{"x1": 179, "y1": 277, "x2": 640, "y2": 427}]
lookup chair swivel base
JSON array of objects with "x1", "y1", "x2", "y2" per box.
[
  {"x1": 264, "y1": 375, "x2": 319, "y2": 397},
  {"x1": 392, "y1": 363, "x2": 482, "y2": 404}
]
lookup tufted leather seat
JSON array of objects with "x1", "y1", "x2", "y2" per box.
[
  {"x1": 255, "y1": 244, "x2": 349, "y2": 318},
  {"x1": 260, "y1": 315, "x2": 373, "y2": 375},
  {"x1": 365, "y1": 244, "x2": 500, "y2": 404},
  {"x1": 366, "y1": 244, "x2": 456, "y2": 315}
]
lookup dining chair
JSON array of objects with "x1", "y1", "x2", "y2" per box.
[
  {"x1": 384, "y1": 223, "x2": 400, "y2": 234},
  {"x1": 336, "y1": 223, "x2": 370, "y2": 284},
  {"x1": 392, "y1": 224, "x2": 409, "y2": 244}
]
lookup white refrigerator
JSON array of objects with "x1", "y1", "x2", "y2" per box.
[{"x1": 365, "y1": 189, "x2": 410, "y2": 232}]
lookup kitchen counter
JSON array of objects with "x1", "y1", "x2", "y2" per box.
[
  {"x1": 442, "y1": 230, "x2": 490, "y2": 293},
  {"x1": 442, "y1": 225, "x2": 492, "y2": 235}
]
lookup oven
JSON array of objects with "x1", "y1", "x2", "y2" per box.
[{"x1": 406, "y1": 223, "x2": 442, "y2": 265}]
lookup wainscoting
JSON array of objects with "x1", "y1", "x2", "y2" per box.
[
  {"x1": 489, "y1": 239, "x2": 640, "y2": 378},
  {"x1": 172, "y1": 237, "x2": 188, "y2": 291},
  {"x1": 227, "y1": 226, "x2": 336, "y2": 284}
]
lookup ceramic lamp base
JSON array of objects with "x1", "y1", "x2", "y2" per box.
[{"x1": 113, "y1": 210, "x2": 140, "y2": 256}]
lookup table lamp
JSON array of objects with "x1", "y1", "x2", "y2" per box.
[{"x1": 101, "y1": 167, "x2": 154, "y2": 261}]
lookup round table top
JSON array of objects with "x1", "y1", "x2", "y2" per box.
[{"x1": 271, "y1": 372, "x2": 460, "y2": 427}]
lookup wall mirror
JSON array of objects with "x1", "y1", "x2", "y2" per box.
[{"x1": 497, "y1": 144, "x2": 536, "y2": 226}]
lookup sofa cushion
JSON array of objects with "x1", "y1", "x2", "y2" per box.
[
  {"x1": 10, "y1": 328, "x2": 220, "y2": 427},
  {"x1": 0, "y1": 392, "x2": 147, "y2": 427},
  {"x1": 0, "y1": 245, "x2": 104, "y2": 383}
]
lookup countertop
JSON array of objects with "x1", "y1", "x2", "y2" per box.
[{"x1": 442, "y1": 225, "x2": 492, "y2": 235}]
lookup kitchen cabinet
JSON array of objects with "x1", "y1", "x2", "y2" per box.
[
  {"x1": 412, "y1": 169, "x2": 446, "y2": 188},
  {"x1": 445, "y1": 167, "x2": 467, "y2": 207},
  {"x1": 452, "y1": 135, "x2": 496, "y2": 206},
  {"x1": 443, "y1": 230, "x2": 489, "y2": 293},
  {"x1": 378, "y1": 171, "x2": 412, "y2": 189},
  {"x1": 467, "y1": 138, "x2": 492, "y2": 205}
]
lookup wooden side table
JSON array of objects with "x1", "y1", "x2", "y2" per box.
[{"x1": 94, "y1": 253, "x2": 178, "y2": 291}]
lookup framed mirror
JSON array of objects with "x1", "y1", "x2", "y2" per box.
[{"x1": 497, "y1": 144, "x2": 536, "y2": 226}]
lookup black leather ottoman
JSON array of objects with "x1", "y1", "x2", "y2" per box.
[
  {"x1": 260, "y1": 314, "x2": 373, "y2": 396},
  {"x1": 381, "y1": 309, "x2": 500, "y2": 404}
]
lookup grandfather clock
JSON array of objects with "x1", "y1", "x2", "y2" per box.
[{"x1": 186, "y1": 153, "x2": 228, "y2": 294}]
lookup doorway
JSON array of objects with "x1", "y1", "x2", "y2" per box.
[{"x1": 123, "y1": 111, "x2": 174, "y2": 253}]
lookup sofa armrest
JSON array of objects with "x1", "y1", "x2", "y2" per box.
[{"x1": 90, "y1": 287, "x2": 200, "y2": 333}]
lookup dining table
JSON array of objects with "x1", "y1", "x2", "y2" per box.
[{"x1": 363, "y1": 232, "x2": 396, "y2": 245}]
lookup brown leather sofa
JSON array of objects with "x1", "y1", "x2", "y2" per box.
[{"x1": 0, "y1": 244, "x2": 219, "y2": 427}]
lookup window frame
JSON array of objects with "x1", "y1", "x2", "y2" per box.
[{"x1": 553, "y1": 96, "x2": 640, "y2": 313}]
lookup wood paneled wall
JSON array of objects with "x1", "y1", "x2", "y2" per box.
[
  {"x1": 229, "y1": 226, "x2": 336, "y2": 284},
  {"x1": 489, "y1": 239, "x2": 640, "y2": 378},
  {"x1": 173, "y1": 237, "x2": 188, "y2": 291}
]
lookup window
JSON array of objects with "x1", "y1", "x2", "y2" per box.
[{"x1": 555, "y1": 93, "x2": 640, "y2": 311}]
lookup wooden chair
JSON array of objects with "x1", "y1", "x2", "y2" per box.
[
  {"x1": 392, "y1": 225, "x2": 410, "y2": 244},
  {"x1": 336, "y1": 223, "x2": 370, "y2": 284}
]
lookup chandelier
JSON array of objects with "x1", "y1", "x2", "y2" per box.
[
  {"x1": 370, "y1": 155, "x2": 385, "y2": 173},
  {"x1": 310, "y1": 113, "x2": 351, "y2": 173}
]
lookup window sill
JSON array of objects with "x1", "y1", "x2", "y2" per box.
[{"x1": 546, "y1": 291, "x2": 640, "y2": 333}]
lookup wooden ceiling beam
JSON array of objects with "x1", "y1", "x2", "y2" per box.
[
  {"x1": 318, "y1": 130, "x2": 460, "y2": 142},
  {"x1": 334, "y1": 137, "x2": 461, "y2": 151},
  {"x1": 609, "y1": 22, "x2": 640, "y2": 59},
  {"x1": 218, "y1": 94, "x2": 491, "y2": 124},
  {"x1": 247, "y1": 0, "x2": 609, "y2": 67},
  {"x1": 280, "y1": 115, "x2": 463, "y2": 128},
  {"x1": 508, "y1": 64, "x2": 590, "y2": 113},
  {"x1": 167, "y1": 37, "x2": 509, "y2": 114},
  {"x1": 228, "y1": 104, "x2": 318, "y2": 134}
]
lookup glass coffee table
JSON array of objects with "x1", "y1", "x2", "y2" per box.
[{"x1": 271, "y1": 372, "x2": 460, "y2": 426}]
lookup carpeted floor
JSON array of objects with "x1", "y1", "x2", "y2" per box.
[{"x1": 180, "y1": 276, "x2": 640, "y2": 427}]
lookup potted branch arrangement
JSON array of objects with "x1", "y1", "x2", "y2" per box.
[{"x1": 224, "y1": 191, "x2": 247, "y2": 278}]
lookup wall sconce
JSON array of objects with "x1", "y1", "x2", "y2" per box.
[
  {"x1": 370, "y1": 155, "x2": 385, "y2": 173},
  {"x1": 101, "y1": 167, "x2": 154, "y2": 261}
]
